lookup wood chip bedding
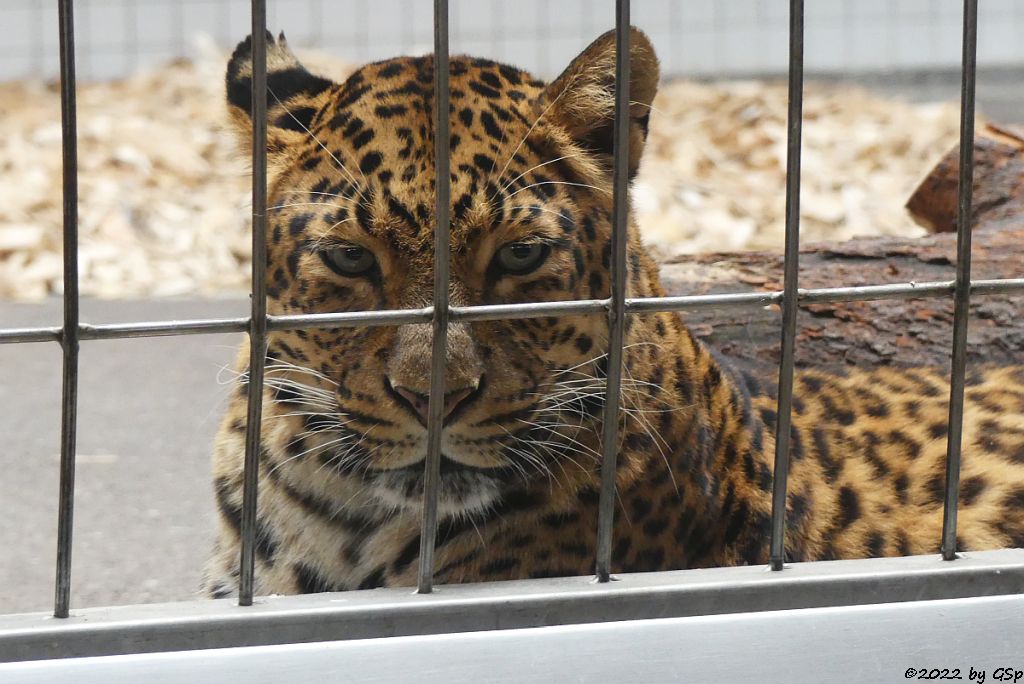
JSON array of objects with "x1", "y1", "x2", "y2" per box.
[{"x1": 0, "y1": 45, "x2": 962, "y2": 300}]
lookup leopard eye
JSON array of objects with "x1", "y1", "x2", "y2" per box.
[
  {"x1": 494, "y1": 242, "x2": 550, "y2": 276},
  {"x1": 321, "y1": 245, "x2": 376, "y2": 277}
]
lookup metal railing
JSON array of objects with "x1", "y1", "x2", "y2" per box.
[{"x1": 2, "y1": 0, "x2": 1024, "y2": 665}]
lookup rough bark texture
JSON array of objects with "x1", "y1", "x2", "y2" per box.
[
  {"x1": 905, "y1": 123, "x2": 1024, "y2": 233},
  {"x1": 658, "y1": 131, "x2": 1024, "y2": 375}
]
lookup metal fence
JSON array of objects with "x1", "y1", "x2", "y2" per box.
[
  {"x1": 6, "y1": 0, "x2": 1024, "y2": 82},
  {"x1": 2, "y1": 0, "x2": 1024, "y2": 671}
]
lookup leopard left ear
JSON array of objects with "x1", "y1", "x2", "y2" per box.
[
  {"x1": 541, "y1": 27, "x2": 659, "y2": 179},
  {"x1": 225, "y1": 31, "x2": 337, "y2": 167}
]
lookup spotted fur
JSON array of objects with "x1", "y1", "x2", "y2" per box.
[{"x1": 203, "y1": 30, "x2": 1024, "y2": 598}]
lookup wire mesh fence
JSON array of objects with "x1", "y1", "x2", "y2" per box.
[
  {"x1": 4, "y1": 0, "x2": 1024, "y2": 82},
  {"x1": 1, "y1": 0, "x2": 1024, "y2": 666}
]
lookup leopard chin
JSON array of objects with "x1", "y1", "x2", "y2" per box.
[{"x1": 365, "y1": 456, "x2": 513, "y2": 517}]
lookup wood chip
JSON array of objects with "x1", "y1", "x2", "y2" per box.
[{"x1": 0, "y1": 42, "x2": 964, "y2": 300}]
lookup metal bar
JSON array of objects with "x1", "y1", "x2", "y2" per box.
[
  {"x1": 595, "y1": 0, "x2": 631, "y2": 583},
  {"x1": 4, "y1": 549, "x2": 1024, "y2": 663},
  {"x1": 941, "y1": 0, "x2": 979, "y2": 562},
  {"x1": 3, "y1": 278, "x2": 1024, "y2": 347},
  {"x1": 7, "y1": 595, "x2": 1023, "y2": 682},
  {"x1": 769, "y1": 0, "x2": 804, "y2": 572},
  {"x1": 0, "y1": 327, "x2": 63, "y2": 345},
  {"x1": 238, "y1": 1, "x2": 269, "y2": 607},
  {"x1": 416, "y1": 0, "x2": 451, "y2": 594},
  {"x1": 53, "y1": 0, "x2": 81, "y2": 620}
]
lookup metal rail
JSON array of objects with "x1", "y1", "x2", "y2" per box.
[
  {"x1": 4, "y1": 550, "x2": 1024, "y2": 663},
  {"x1": 4, "y1": 279, "x2": 1023, "y2": 347}
]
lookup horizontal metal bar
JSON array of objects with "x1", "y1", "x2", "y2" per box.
[
  {"x1": 450, "y1": 299, "x2": 609, "y2": 321},
  {"x1": 0, "y1": 327, "x2": 62, "y2": 344},
  {"x1": 2, "y1": 278, "x2": 1023, "y2": 347},
  {"x1": 6, "y1": 594, "x2": 1022, "y2": 683},
  {"x1": 268, "y1": 308, "x2": 434, "y2": 330},
  {"x1": 83, "y1": 318, "x2": 251, "y2": 339},
  {"x1": 2, "y1": 549, "x2": 1023, "y2": 663}
]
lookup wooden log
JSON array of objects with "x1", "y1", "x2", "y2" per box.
[
  {"x1": 657, "y1": 221, "x2": 1024, "y2": 374},
  {"x1": 906, "y1": 123, "x2": 1024, "y2": 233}
]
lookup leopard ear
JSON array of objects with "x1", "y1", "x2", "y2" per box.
[
  {"x1": 225, "y1": 31, "x2": 336, "y2": 167},
  {"x1": 541, "y1": 27, "x2": 659, "y2": 179}
]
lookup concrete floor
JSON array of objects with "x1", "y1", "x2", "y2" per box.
[
  {"x1": 827, "y1": 67, "x2": 1024, "y2": 123},
  {"x1": 0, "y1": 298, "x2": 247, "y2": 614}
]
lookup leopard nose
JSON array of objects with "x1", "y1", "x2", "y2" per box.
[{"x1": 388, "y1": 379, "x2": 481, "y2": 427}]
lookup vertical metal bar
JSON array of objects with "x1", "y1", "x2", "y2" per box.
[
  {"x1": 594, "y1": 0, "x2": 631, "y2": 584},
  {"x1": 768, "y1": 0, "x2": 804, "y2": 572},
  {"x1": 416, "y1": 0, "x2": 451, "y2": 594},
  {"x1": 238, "y1": 0, "x2": 269, "y2": 607},
  {"x1": 941, "y1": 0, "x2": 979, "y2": 562},
  {"x1": 54, "y1": 0, "x2": 80, "y2": 620}
]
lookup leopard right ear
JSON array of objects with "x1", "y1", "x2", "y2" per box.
[
  {"x1": 225, "y1": 31, "x2": 337, "y2": 166},
  {"x1": 540, "y1": 27, "x2": 659, "y2": 180}
]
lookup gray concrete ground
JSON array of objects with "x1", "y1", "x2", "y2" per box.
[
  {"x1": 0, "y1": 297, "x2": 248, "y2": 614},
  {"x1": 827, "y1": 68, "x2": 1024, "y2": 123}
]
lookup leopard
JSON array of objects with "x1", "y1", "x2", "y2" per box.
[{"x1": 203, "y1": 28, "x2": 1024, "y2": 598}]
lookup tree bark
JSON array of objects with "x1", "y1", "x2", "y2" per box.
[
  {"x1": 658, "y1": 128, "x2": 1024, "y2": 373},
  {"x1": 905, "y1": 122, "x2": 1024, "y2": 233}
]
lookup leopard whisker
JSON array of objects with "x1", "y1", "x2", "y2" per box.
[
  {"x1": 495, "y1": 152, "x2": 588, "y2": 200},
  {"x1": 504, "y1": 181, "x2": 610, "y2": 201}
]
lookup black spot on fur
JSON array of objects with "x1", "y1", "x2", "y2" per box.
[
  {"x1": 289, "y1": 213, "x2": 312, "y2": 236},
  {"x1": 374, "y1": 104, "x2": 407, "y2": 118},
  {"x1": 293, "y1": 563, "x2": 336, "y2": 594},
  {"x1": 479, "y1": 557, "x2": 519, "y2": 575},
  {"x1": 274, "y1": 106, "x2": 317, "y2": 132},
  {"x1": 1004, "y1": 487, "x2": 1024, "y2": 509},
  {"x1": 960, "y1": 475, "x2": 986, "y2": 506},
  {"x1": 479, "y1": 110, "x2": 503, "y2": 140},
  {"x1": 926, "y1": 473, "x2": 947, "y2": 505},
  {"x1": 359, "y1": 152, "x2": 384, "y2": 175},
  {"x1": 469, "y1": 80, "x2": 501, "y2": 99},
  {"x1": 866, "y1": 531, "x2": 885, "y2": 557},
  {"x1": 837, "y1": 487, "x2": 860, "y2": 528},
  {"x1": 894, "y1": 473, "x2": 909, "y2": 504},
  {"x1": 357, "y1": 566, "x2": 387, "y2": 590},
  {"x1": 632, "y1": 548, "x2": 665, "y2": 571},
  {"x1": 642, "y1": 517, "x2": 669, "y2": 537},
  {"x1": 813, "y1": 427, "x2": 840, "y2": 483},
  {"x1": 351, "y1": 128, "x2": 375, "y2": 150}
]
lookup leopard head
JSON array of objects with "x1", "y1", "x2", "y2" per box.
[{"x1": 226, "y1": 29, "x2": 662, "y2": 516}]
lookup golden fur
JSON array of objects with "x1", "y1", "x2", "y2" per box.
[{"x1": 204, "y1": 30, "x2": 1024, "y2": 597}]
